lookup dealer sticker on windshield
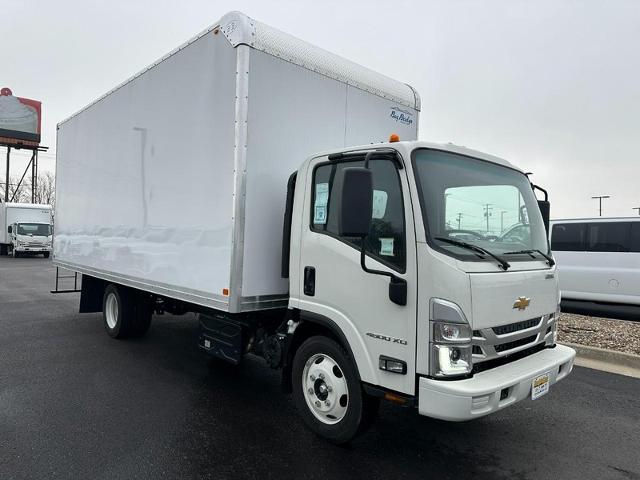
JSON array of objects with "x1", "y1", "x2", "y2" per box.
[{"x1": 531, "y1": 372, "x2": 550, "y2": 400}]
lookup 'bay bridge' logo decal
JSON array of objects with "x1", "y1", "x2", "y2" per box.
[{"x1": 390, "y1": 106, "x2": 413, "y2": 126}]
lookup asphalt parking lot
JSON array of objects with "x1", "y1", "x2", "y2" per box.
[{"x1": 1, "y1": 256, "x2": 639, "y2": 480}]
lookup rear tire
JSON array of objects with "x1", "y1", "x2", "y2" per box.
[
  {"x1": 130, "y1": 293, "x2": 153, "y2": 338},
  {"x1": 102, "y1": 284, "x2": 153, "y2": 339},
  {"x1": 43, "y1": 252, "x2": 50, "y2": 258},
  {"x1": 103, "y1": 284, "x2": 128, "y2": 338},
  {"x1": 292, "y1": 335, "x2": 376, "y2": 444}
]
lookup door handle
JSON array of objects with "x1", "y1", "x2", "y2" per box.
[{"x1": 304, "y1": 266, "x2": 316, "y2": 296}]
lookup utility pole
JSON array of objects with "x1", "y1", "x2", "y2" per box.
[
  {"x1": 483, "y1": 204, "x2": 493, "y2": 232},
  {"x1": 633, "y1": 207, "x2": 640, "y2": 216},
  {"x1": 591, "y1": 195, "x2": 610, "y2": 217},
  {"x1": 456, "y1": 212, "x2": 463, "y2": 229},
  {"x1": 4, "y1": 146, "x2": 10, "y2": 203}
]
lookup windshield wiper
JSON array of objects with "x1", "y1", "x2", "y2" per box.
[
  {"x1": 435, "y1": 237, "x2": 511, "y2": 271},
  {"x1": 504, "y1": 249, "x2": 555, "y2": 267}
]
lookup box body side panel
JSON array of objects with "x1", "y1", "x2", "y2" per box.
[{"x1": 54, "y1": 32, "x2": 237, "y2": 309}]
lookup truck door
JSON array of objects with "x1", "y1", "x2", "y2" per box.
[{"x1": 297, "y1": 152, "x2": 418, "y2": 395}]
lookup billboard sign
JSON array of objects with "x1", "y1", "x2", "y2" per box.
[{"x1": 0, "y1": 87, "x2": 41, "y2": 146}]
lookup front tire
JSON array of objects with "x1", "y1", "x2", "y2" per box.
[
  {"x1": 292, "y1": 335, "x2": 377, "y2": 444},
  {"x1": 43, "y1": 252, "x2": 50, "y2": 258}
]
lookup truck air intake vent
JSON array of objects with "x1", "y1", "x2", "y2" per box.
[
  {"x1": 494, "y1": 335, "x2": 537, "y2": 353},
  {"x1": 492, "y1": 318, "x2": 541, "y2": 336},
  {"x1": 472, "y1": 343, "x2": 547, "y2": 374}
]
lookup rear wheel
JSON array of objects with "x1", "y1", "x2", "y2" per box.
[
  {"x1": 43, "y1": 252, "x2": 50, "y2": 258},
  {"x1": 102, "y1": 284, "x2": 153, "y2": 339},
  {"x1": 292, "y1": 335, "x2": 378, "y2": 444}
]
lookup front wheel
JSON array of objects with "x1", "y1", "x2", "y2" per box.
[
  {"x1": 292, "y1": 335, "x2": 378, "y2": 444},
  {"x1": 43, "y1": 252, "x2": 50, "y2": 258}
]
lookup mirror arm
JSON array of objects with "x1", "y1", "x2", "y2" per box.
[
  {"x1": 360, "y1": 241, "x2": 394, "y2": 279},
  {"x1": 531, "y1": 183, "x2": 548, "y2": 201},
  {"x1": 359, "y1": 238, "x2": 407, "y2": 306}
]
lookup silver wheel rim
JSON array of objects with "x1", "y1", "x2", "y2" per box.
[
  {"x1": 105, "y1": 292, "x2": 118, "y2": 330},
  {"x1": 302, "y1": 353, "x2": 349, "y2": 425}
]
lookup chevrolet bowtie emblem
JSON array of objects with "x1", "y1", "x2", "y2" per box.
[{"x1": 513, "y1": 296, "x2": 531, "y2": 310}]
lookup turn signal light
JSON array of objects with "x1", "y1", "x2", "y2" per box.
[
  {"x1": 384, "y1": 392, "x2": 408, "y2": 405},
  {"x1": 389, "y1": 133, "x2": 400, "y2": 143}
]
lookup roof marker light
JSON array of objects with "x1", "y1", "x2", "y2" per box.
[{"x1": 389, "y1": 133, "x2": 400, "y2": 143}]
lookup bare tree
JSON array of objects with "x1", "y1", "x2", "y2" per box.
[
  {"x1": 0, "y1": 172, "x2": 55, "y2": 206},
  {"x1": 0, "y1": 175, "x2": 29, "y2": 203},
  {"x1": 30, "y1": 172, "x2": 56, "y2": 207}
]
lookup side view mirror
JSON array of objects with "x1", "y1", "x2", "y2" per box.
[
  {"x1": 531, "y1": 183, "x2": 550, "y2": 235},
  {"x1": 538, "y1": 200, "x2": 550, "y2": 234},
  {"x1": 334, "y1": 167, "x2": 373, "y2": 237},
  {"x1": 7, "y1": 226, "x2": 12, "y2": 234}
]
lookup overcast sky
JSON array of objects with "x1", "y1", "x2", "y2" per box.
[{"x1": 4, "y1": 0, "x2": 639, "y2": 218}]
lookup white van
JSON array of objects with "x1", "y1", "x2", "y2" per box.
[{"x1": 550, "y1": 218, "x2": 640, "y2": 306}]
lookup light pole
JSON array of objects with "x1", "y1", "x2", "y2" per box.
[
  {"x1": 500, "y1": 211, "x2": 507, "y2": 233},
  {"x1": 456, "y1": 212, "x2": 463, "y2": 229},
  {"x1": 591, "y1": 195, "x2": 610, "y2": 217}
]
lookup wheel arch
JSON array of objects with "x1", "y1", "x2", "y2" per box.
[{"x1": 282, "y1": 309, "x2": 372, "y2": 393}]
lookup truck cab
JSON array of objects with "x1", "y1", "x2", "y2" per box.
[
  {"x1": 284, "y1": 140, "x2": 575, "y2": 435},
  {"x1": 8, "y1": 221, "x2": 52, "y2": 257}
]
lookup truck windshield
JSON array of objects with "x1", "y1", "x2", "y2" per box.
[
  {"x1": 412, "y1": 148, "x2": 549, "y2": 261},
  {"x1": 17, "y1": 223, "x2": 52, "y2": 236}
]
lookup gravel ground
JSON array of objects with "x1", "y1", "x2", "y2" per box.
[{"x1": 558, "y1": 313, "x2": 640, "y2": 355}]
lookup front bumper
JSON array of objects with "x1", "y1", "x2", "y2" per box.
[
  {"x1": 418, "y1": 344, "x2": 575, "y2": 421},
  {"x1": 15, "y1": 246, "x2": 51, "y2": 252}
]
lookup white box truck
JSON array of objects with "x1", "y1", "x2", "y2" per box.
[
  {"x1": 55, "y1": 11, "x2": 575, "y2": 443},
  {"x1": 0, "y1": 202, "x2": 53, "y2": 257}
]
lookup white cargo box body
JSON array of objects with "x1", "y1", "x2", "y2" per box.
[
  {"x1": 0, "y1": 203, "x2": 52, "y2": 243},
  {"x1": 54, "y1": 11, "x2": 420, "y2": 313}
]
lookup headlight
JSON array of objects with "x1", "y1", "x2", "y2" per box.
[
  {"x1": 433, "y1": 322, "x2": 472, "y2": 343},
  {"x1": 429, "y1": 299, "x2": 473, "y2": 378}
]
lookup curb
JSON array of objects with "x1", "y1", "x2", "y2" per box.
[{"x1": 561, "y1": 342, "x2": 640, "y2": 378}]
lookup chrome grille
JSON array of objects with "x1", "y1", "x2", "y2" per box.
[
  {"x1": 494, "y1": 335, "x2": 537, "y2": 353},
  {"x1": 492, "y1": 318, "x2": 541, "y2": 336},
  {"x1": 472, "y1": 314, "x2": 555, "y2": 369}
]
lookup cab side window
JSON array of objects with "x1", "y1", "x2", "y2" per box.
[{"x1": 311, "y1": 158, "x2": 406, "y2": 272}]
